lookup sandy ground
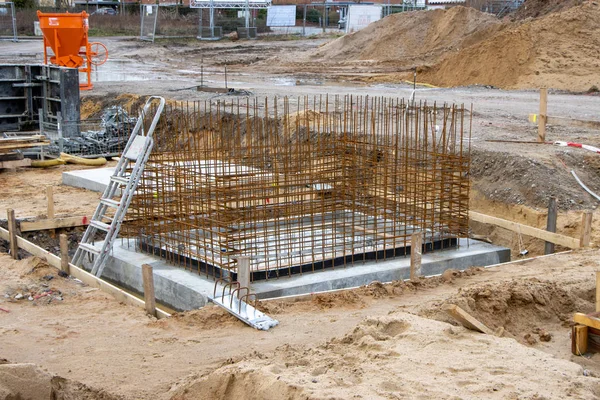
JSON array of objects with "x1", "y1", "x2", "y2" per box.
[
  {"x1": 0, "y1": 162, "x2": 117, "y2": 219},
  {"x1": 2, "y1": 250, "x2": 600, "y2": 399}
]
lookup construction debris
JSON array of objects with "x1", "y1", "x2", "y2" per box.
[
  {"x1": 47, "y1": 106, "x2": 137, "y2": 158},
  {"x1": 0, "y1": 135, "x2": 50, "y2": 154},
  {"x1": 0, "y1": 135, "x2": 49, "y2": 169}
]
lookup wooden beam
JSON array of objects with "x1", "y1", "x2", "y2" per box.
[
  {"x1": 572, "y1": 324, "x2": 588, "y2": 356},
  {"x1": 443, "y1": 304, "x2": 495, "y2": 335},
  {"x1": 142, "y1": 264, "x2": 156, "y2": 317},
  {"x1": 580, "y1": 211, "x2": 593, "y2": 248},
  {"x1": 469, "y1": 211, "x2": 580, "y2": 249},
  {"x1": 529, "y1": 114, "x2": 600, "y2": 130},
  {"x1": 60, "y1": 233, "x2": 70, "y2": 275},
  {"x1": 545, "y1": 196, "x2": 557, "y2": 255},
  {"x1": 410, "y1": 232, "x2": 422, "y2": 280},
  {"x1": 574, "y1": 313, "x2": 600, "y2": 330},
  {"x1": 7, "y1": 209, "x2": 18, "y2": 260},
  {"x1": 20, "y1": 216, "x2": 90, "y2": 232},
  {"x1": 0, "y1": 158, "x2": 31, "y2": 169},
  {"x1": 538, "y1": 88, "x2": 547, "y2": 143},
  {"x1": 0, "y1": 226, "x2": 170, "y2": 319},
  {"x1": 0, "y1": 141, "x2": 50, "y2": 152}
]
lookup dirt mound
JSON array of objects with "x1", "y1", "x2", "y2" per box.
[
  {"x1": 440, "y1": 279, "x2": 593, "y2": 341},
  {"x1": 511, "y1": 0, "x2": 584, "y2": 20},
  {"x1": 470, "y1": 147, "x2": 600, "y2": 211},
  {"x1": 169, "y1": 313, "x2": 600, "y2": 399},
  {"x1": 313, "y1": 6, "x2": 501, "y2": 68},
  {"x1": 160, "y1": 305, "x2": 241, "y2": 329},
  {"x1": 0, "y1": 362, "x2": 121, "y2": 400},
  {"x1": 420, "y1": 2, "x2": 600, "y2": 90}
]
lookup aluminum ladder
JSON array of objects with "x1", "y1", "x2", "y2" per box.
[
  {"x1": 212, "y1": 278, "x2": 279, "y2": 331},
  {"x1": 72, "y1": 96, "x2": 165, "y2": 277}
]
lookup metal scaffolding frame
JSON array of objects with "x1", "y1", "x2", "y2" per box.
[
  {"x1": 0, "y1": 2, "x2": 18, "y2": 42},
  {"x1": 193, "y1": 0, "x2": 270, "y2": 39}
]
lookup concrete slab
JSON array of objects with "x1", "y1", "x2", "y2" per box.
[
  {"x1": 62, "y1": 167, "x2": 115, "y2": 193},
  {"x1": 93, "y1": 238, "x2": 510, "y2": 312}
]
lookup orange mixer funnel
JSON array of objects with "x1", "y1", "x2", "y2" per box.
[{"x1": 37, "y1": 11, "x2": 108, "y2": 90}]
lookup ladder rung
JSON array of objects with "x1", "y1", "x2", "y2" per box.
[
  {"x1": 100, "y1": 198, "x2": 120, "y2": 208},
  {"x1": 111, "y1": 175, "x2": 129, "y2": 185},
  {"x1": 79, "y1": 243, "x2": 101, "y2": 255},
  {"x1": 90, "y1": 220, "x2": 111, "y2": 232}
]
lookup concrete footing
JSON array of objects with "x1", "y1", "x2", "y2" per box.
[
  {"x1": 89, "y1": 238, "x2": 510, "y2": 312},
  {"x1": 62, "y1": 167, "x2": 115, "y2": 193}
]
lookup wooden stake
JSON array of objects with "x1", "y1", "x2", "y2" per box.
[
  {"x1": 7, "y1": 209, "x2": 18, "y2": 260},
  {"x1": 596, "y1": 272, "x2": 600, "y2": 313},
  {"x1": 60, "y1": 233, "x2": 70, "y2": 275},
  {"x1": 237, "y1": 256, "x2": 251, "y2": 298},
  {"x1": 572, "y1": 324, "x2": 588, "y2": 356},
  {"x1": 538, "y1": 88, "x2": 547, "y2": 143},
  {"x1": 46, "y1": 186, "x2": 54, "y2": 219},
  {"x1": 580, "y1": 211, "x2": 593, "y2": 248},
  {"x1": 142, "y1": 264, "x2": 156, "y2": 317},
  {"x1": 544, "y1": 196, "x2": 557, "y2": 255},
  {"x1": 410, "y1": 232, "x2": 422, "y2": 280}
]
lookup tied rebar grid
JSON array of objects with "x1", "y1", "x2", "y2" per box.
[{"x1": 126, "y1": 95, "x2": 471, "y2": 280}]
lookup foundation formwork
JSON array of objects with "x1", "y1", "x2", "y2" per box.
[{"x1": 126, "y1": 96, "x2": 471, "y2": 280}]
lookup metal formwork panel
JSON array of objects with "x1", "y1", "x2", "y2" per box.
[{"x1": 0, "y1": 64, "x2": 80, "y2": 135}]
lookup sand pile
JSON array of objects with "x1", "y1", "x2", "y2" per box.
[
  {"x1": 419, "y1": 2, "x2": 600, "y2": 90},
  {"x1": 313, "y1": 6, "x2": 501, "y2": 67},
  {"x1": 441, "y1": 279, "x2": 591, "y2": 339},
  {"x1": 0, "y1": 361, "x2": 120, "y2": 400},
  {"x1": 169, "y1": 313, "x2": 600, "y2": 399}
]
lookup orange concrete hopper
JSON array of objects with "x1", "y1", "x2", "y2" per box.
[{"x1": 37, "y1": 11, "x2": 108, "y2": 91}]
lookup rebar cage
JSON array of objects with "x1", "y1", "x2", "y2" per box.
[{"x1": 126, "y1": 95, "x2": 471, "y2": 280}]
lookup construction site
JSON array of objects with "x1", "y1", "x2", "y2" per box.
[{"x1": 2, "y1": 0, "x2": 600, "y2": 398}]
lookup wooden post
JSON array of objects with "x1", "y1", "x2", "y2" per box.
[
  {"x1": 538, "y1": 88, "x2": 547, "y2": 143},
  {"x1": 142, "y1": 264, "x2": 156, "y2": 317},
  {"x1": 596, "y1": 271, "x2": 600, "y2": 313},
  {"x1": 47, "y1": 186, "x2": 55, "y2": 237},
  {"x1": 47, "y1": 186, "x2": 54, "y2": 219},
  {"x1": 544, "y1": 196, "x2": 557, "y2": 255},
  {"x1": 237, "y1": 256, "x2": 250, "y2": 298},
  {"x1": 572, "y1": 324, "x2": 588, "y2": 356},
  {"x1": 580, "y1": 211, "x2": 593, "y2": 248},
  {"x1": 410, "y1": 232, "x2": 422, "y2": 280},
  {"x1": 7, "y1": 209, "x2": 18, "y2": 260},
  {"x1": 60, "y1": 233, "x2": 70, "y2": 275}
]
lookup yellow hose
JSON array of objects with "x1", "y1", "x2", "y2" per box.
[
  {"x1": 60, "y1": 153, "x2": 107, "y2": 166},
  {"x1": 30, "y1": 158, "x2": 66, "y2": 168}
]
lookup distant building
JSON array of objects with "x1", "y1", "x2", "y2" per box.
[{"x1": 425, "y1": 0, "x2": 465, "y2": 9}]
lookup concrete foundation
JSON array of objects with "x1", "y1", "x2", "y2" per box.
[
  {"x1": 88, "y1": 238, "x2": 510, "y2": 312},
  {"x1": 62, "y1": 167, "x2": 115, "y2": 193}
]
